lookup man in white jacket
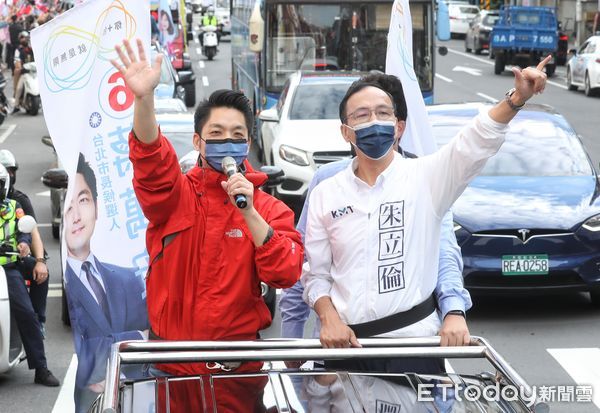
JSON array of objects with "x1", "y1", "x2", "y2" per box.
[{"x1": 301, "y1": 56, "x2": 551, "y2": 373}]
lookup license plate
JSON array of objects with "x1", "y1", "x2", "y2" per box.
[{"x1": 502, "y1": 254, "x2": 549, "y2": 275}]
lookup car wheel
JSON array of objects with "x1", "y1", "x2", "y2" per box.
[
  {"x1": 590, "y1": 288, "x2": 600, "y2": 308},
  {"x1": 545, "y1": 64, "x2": 556, "y2": 77},
  {"x1": 474, "y1": 39, "x2": 482, "y2": 55},
  {"x1": 183, "y1": 83, "x2": 196, "y2": 107},
  {"x1": 494, "y1": 55, "x2": 504, "y2": 75},
  {"x1": 567, "y1": 68, "x2": 577, "y2": 91},
  {"x1": 62, "y1": 284, "x2": 71, "y2": 326},
  {"x1": 52, "y1": 223, "x2": 59, "y2": 239},
  {"x1": 584, "y1": 72, "x2": 599, "y2": 97},
  {"x1": 465, "y1": 37, "x2": 471, "y2": 53}
]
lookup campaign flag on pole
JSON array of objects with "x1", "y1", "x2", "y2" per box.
[
  {"x1": 31, "y1": 1, "x2": 150, "y2": 411},
  {"x1": 385, "y1": 0, "x2": 437, "y2": 156}
]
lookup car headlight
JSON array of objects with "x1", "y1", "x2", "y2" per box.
[
  {"x1": 279, "y1": 145, "x2": 310, "y2": 166},
  {"x1": 453, "y1": 222, "x2": 462, "y2": 232},
  {"x1": 582, "y1": 214, "x2": 600, "y2": 232}
]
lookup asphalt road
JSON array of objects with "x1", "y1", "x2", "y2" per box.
[{"x1": 0, "y1": 34, "x2": 600, "y2": 413}]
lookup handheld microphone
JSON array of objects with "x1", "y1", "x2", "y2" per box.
[{"x1": 221, "y1": 156, "x2": 248, "y2": 209}]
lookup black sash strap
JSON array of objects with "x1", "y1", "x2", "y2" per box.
[{"x1": 348, "y1": 295, "x2": 437, "y2": 338}]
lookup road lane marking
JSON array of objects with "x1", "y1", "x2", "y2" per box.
[
  {"x1": 194, "y1": 36, "x2": 199, "y2": 45},
  {"x1": 435, "y1": 73, "x2": 453, "y2": 83},
  {"x1": 36, "y1": 190, "x2": 51, "y2": 197},
  {"x1": 48, "y1": 289, "x2": 63, "y2": 297},
  {"x1": 452, "y1": 65, "x2": 482, "y2": 76},
  {"x1": 446, "y1": 47, "x2": 568, "y2": 90},
  {"x1": 476, "y1": 92, "x2": 498, "y2": 103},
  {"x1": 547, "y1": 348, "x2": 600, "y2": 408},
  {"x1": 202, "y1": 76, "x2": 209, "y2": 87},
  {"x1": 51, "y1": 354, "x2": 77, "y2": 413},
  {"x1": 0, "y1": 124, "x2": 16, "y2": 143},
  {"x1": 49, "y1": 283, "x2": 61, "y2": 289},
  {"x1": 199, "y1": 60, "x2": 205, "y2": 69},
  {"x1": 196, "y1": 47, "x2": 201, "y2": 55}
]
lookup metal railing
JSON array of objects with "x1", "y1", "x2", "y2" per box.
[{"x1": 101, "y1": 336, "x2": 549, "y2": 413}]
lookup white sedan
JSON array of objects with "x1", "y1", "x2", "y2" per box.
[
  {"x1": 567, "y1": 35, "x2": 600, "y2": 97},
  {"x1": 448, "y1": 3, "x2": 479, "y2": 36},
  {"x1": 258, "y1": 71, "x2": 360, "y2": 202}
]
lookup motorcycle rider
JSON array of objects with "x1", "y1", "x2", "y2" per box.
[
  {"x1": 0, "y1": 164, "x2": 59, "y2": 386},
  {"x1": 13, "y1": 30, "x2": 34, "y2": 113},
  {"x1": 0, "y1": 150, "x2": 49, "y2": 338},
  {"x1": 199, "y1": 6, "x2": 218, "y2": 47}
]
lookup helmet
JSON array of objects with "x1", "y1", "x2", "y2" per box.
[
  {"x1": 18, "y1": 30, "x2": 30, "y2": 40},
  {"x1": 0, "y1": 164, "x2": 9, "y2": 202},
  {"x1": 0, "y1": 149, "x2": 18, "y2": 170},
  {"x1": 207, "y1": 6, "x2": 215, "y2": 15}
]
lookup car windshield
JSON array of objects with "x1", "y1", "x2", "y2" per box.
[
  {"x1": 288, "y1": 82, "x2": 352, "y2": 120},
  {"x1": 482, "y1": 14, "x2": 499, "y2": 25},
  {"x1": 429, "y1": 109, "x2": 593, "y2": 177}
]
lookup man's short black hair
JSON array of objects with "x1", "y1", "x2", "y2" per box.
[
  {"x1": 360, "y1": 73, "x2": 407, "y2": 121},
  {"x1": 77, "y1": 153, "x2": 97, "y2": 203},
  {"x1": 339, "y1": 74, "x2": 407, "y2": 122},
  {"x1": 194, "y1": 89, "x2": 254, "y2": 138}
]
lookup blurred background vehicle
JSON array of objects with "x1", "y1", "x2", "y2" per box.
[
  {"x1": 566, "y1": 35, "x2": 600, "y2": 97},
  {"x1": 465, "y1": 10, "x2": 499, "y2": 55},
  {"x1": 491, "y1": 6, "x2": 558, "y2": 76},
  {"x1": 430, "y1": 102, "x2": 600, "y2": 306},
  {"x1": 152, "y1": 43, "x2": 196, "y2": 107},
  {"x1": 215, "y1": 0, "x2": 231, "y2": 38},
  {"x1": 448, "y1": 2, "x2": 480, "y2": 38},
  {"x1": 259, "y1": 71, "x2": 358, "y2": 210}
]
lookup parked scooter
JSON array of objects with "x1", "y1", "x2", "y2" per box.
[
  {"x1": 15, "y1": 62, "x2": 41, "y2": 116},
  {"x1": 0, "y1": 215, "x2": 37, "y2": 374},
  {"x1": 0, "y1": 71, "x2": 9, "y2": 126},
  {"x1": 200, "y1": 25, "x2": 219, "y2": 61}
]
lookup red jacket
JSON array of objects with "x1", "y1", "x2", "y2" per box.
[{"x1": 129, "y1": 131, "x2": 303, "y2": 375}]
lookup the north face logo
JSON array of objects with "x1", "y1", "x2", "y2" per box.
[{"x1": 225, "y1": 229, "x2": 243, "y2": 238}]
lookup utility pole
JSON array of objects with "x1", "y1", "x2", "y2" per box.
[{"x1": 576, "y1": 0, "x2": 583, "y2": 47}]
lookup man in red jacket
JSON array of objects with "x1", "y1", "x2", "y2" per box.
[{"x1": 111, "y1": 40, "x2": 303, "y2": 379}]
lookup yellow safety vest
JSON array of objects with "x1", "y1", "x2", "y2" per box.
[
  {"x1": 202, "y1": 15, "x2": 218, "y2": 26},
  {"x1": 0, "y1": 200, "x2": 19, "y2": 266}
]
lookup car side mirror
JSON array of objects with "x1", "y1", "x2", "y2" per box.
[
  {"x1": 260, "y1": 165, "x2": 284, "y2": 188},
  {"x1": 258, "y1": 108, "x2": 279, "y2": 122},
  {"x1": 569, "y1": 48, "x2": 577, "y2": 55},
  {"x1": 42, "y1": 168, "x2": 68, "y2": 189},
  {"x1": 41, "y1": 135, "x2": 54, "y2": 149}
]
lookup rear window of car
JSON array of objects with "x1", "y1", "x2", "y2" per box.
[
  {"x1": 482, "y1": 14, "x2": 499, "y2": 26},
  {"x1": 288, "y1": 82, "x2": 351, "y2": 120},
  {"x1": 514, "y1": 13, "x2": 540, "y2": 25},
  {"x1": 459, "y1": 6, "x2": 479, "y2": 15},
  {"x1": 429, "y1": 110, "x2": 593, "y2": 177}
]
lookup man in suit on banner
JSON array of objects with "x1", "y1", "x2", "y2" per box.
[{"x1": 64, "y1": 153, "x2": 149, "y2": 412}]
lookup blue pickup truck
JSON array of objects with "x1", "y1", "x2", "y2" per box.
[{"x1": 490, "y1": 6, "x2": 558, "y2": 76}]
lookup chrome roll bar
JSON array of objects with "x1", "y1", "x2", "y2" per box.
[{"x1": 101, "y1": 336, "x2": 548, "y2": 413}]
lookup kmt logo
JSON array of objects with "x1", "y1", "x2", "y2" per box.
[{"x1": 331, "y1": 205, "x2": 354, "y2": 219}]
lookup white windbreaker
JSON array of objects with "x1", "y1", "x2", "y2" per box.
[{"x1": 302, "y1": 109, "x2": 507, "y2": 338}]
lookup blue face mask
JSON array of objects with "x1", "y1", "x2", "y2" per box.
[
  {"x1": 349, "y1": 120, "x2": 396, "y2": 160},
  {"x1": 203, "y1": 139, "x2": 249, "y2": 171}
]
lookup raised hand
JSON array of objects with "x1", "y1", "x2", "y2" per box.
[
  {"x1": 110, "y1": 39, "x2": 163, "y2": 100},
  {"x1": 511, "y1": 55, "x2": 551, "y2": 104}
]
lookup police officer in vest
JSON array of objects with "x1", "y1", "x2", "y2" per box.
[
  {"x1": 0, "y1": 164, "x2": 59, "y2": 386},
  {"x1": 0, "y1": 150, "x2": 49, "y2": 337},
  {"x1": 199, "y1": 6, "x2": 219, "y2": 47}
]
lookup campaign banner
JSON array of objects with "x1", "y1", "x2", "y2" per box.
[
  {"x1": 31, "y1": 1, "x2": 150, "y2": 411},
  {"x1": 385, "y1": 0, "x2": 436, "y2": 156}
]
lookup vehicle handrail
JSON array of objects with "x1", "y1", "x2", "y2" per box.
[{"x1": 101, "y1": 336, "x2": 545, "y2": 413}]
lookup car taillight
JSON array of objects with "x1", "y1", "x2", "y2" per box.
[
  {"x1": 559, "y1": 35, "x2": 568, "y2": 41},
  {"x1": 596, "y1": 58, "x2": 600, "y2": 64},
  {"x1": 450, "y1": 16, "x2": 457, "y2": 19}
]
